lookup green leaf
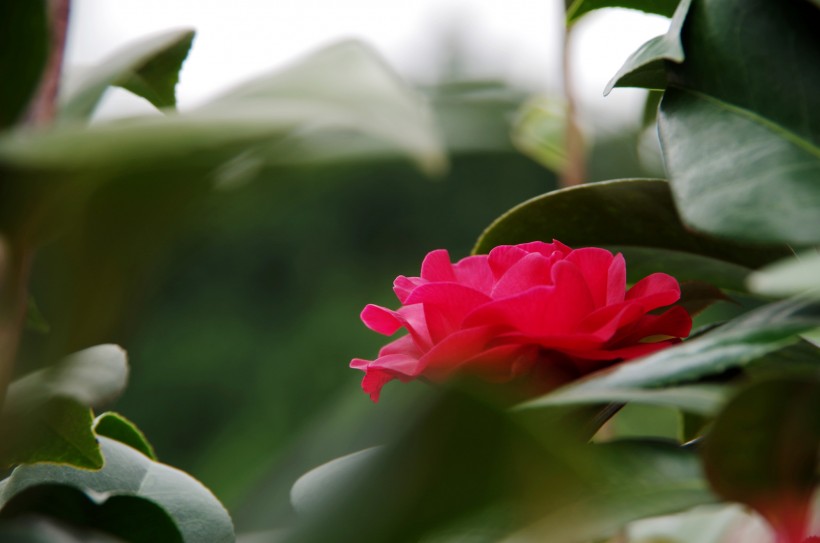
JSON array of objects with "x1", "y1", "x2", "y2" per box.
[
  {"x1": 0, "y1": 484, "x2": 182, "y2": 543},
  {"x1": 501, "y1": 440, "x2": 716, "y2": 543},
  {"x1": 0, "y1": 437, "x2": 234, "y2": 543},
  {"x1": 519, "y1": 384, "x2": 728, "y2": 416},
  {"x1": 566, "y1": 0, "x2": 680, "y2": 25},
  {"x1": 703, "y1": 377, "x2": 820, "y2": 539},
  {"x1": 549, "y1": 297, "x2": 820, "y2": 393},
  {"x1": 747, "y1": 251, "x2": 820, "y2": 299},
  {"x1": 93, "y1": 412, "x2": 157, "y2": 460},
  {"x1": 473, "y1": 179, "x2": 788, "y2": 289},
  {"x1": 59, "y1": 28, "x2": 195, "y2": 121},
  {"x1": 0, "y1": 0, "x2": 48, "y2": 128},
  {"x1": 604, "y1": 0, "x2": 690, "y2": 95},
  {"x1": 0, "y1": 344, "x2": 129, "y2": 469},
  {"x1": 658, "y1": 0, "x2": 820, "y2": 245},
  {"x1": 25, "y1": 296, "x2": 50, "y2": 334}
]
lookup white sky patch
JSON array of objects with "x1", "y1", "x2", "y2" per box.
[{"x1": 66, "y1": 0, "x2": 669, "y2": 125}]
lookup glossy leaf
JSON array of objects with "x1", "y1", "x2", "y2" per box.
[
  {"x1": 0, "y1": 0, "x2": 48, "y2": 128},
  {"x1": 59, "y1": 28, "x2": 195, "y2": 121},
  {"x1": 703, "y1": 378, "x2": 820, "y2": 542},
  {"x1": 93, "y1": 412, "x2": 157, "y2": 460},
  {"x1": 566, "y1": 0, "x2": 680, "y2": 24},
  {"x1": 0, "y1": 345, "x2": 128, "y2": 468},
  {"x1": 473, "y1": 179, "x2": 788, "y2": 289},
  {"x1": 0, "y1": 484, "x2": 182, "y2": 543},
  {"x1": 658, "y1": 0, "x2": 820, "y2": 245},
  {"x1": 0, "y1": 437, "x2": 234, "y2": 543},
  {"x1": 747, "y1": 251, "x2": 820, "y2": 299},
  {"x1": 519, "y1": 384, "x2": 728, "y2": 416},
  {"x1": 604, "y1": 0, "x2": 690, "y2": 95},
  {"x1": 550, "y1": 297, "x2": 820, "y2": 394}
]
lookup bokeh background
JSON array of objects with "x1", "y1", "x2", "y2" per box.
[{"x1": 26, "y1": 0, "x2": 674, "y2": 532}]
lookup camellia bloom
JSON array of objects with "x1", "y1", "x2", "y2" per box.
[{"x1": 351, "y1": 241, "x2": 692, "y2": 402}]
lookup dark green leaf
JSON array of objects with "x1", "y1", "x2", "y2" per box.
[
  {"x1": 502, "y1": 440, "x2": 716, "y2": 542},
  {"x1": 519, "y1": 384, "x2": 728, "y2": 416},
  {"x1": 25, "y1": 295, "x2": 50, "y2": 334},
  {"x1": 0, "y1": 484, "x2": 181, "y2": 543},
  {"x1": 59, "y1": 28, "x2": 195, "y2": 121},
  {"x1": 0, "y1": 0, "x2": 48, "y2": 128},
  {"x1": 473, "y1": 179, "x2": 788, "y2": 289},
  {"x1": 93, "y1": 412, "x2": 157, "y2": 460},
  {"x1": 0, "y1": 516, "x2": 126, "y2": 543},
  {"x1": 566, "y1": 0, "x2": 680, "y2": 24},
  {"x1": 549, "y1": 297, "x2": 820, "y2": 393},
  {"x1": 658, "y1": 0, "x2": 820, "y2": 245},
  {"x1": 0, "y1": 345, "x2": 128, "y2": 468},
  {"x1": 604, "y1": 0, "x2": 690, "y2": 95},
  {"x1": 0, "y1": 437, "x2": 234, "y2": 543},
  {"x1": 1, "y1": 399, "x2": 101, "y2": 469},
  {"x1": 703, "y1": 377, "x2": 820, "y2": 539}
]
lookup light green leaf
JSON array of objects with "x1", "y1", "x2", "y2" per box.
[
  {"x1": 0, "y1": 0, "x2": 48, "y2": 128},
  {"x1": 0, "y1": 437, "x2": 234, "y2": 543},
  {"x1": 566, "y1": 0, "x2": 680, "y2": 25},
  {"x1": 747, "y1": 251, "x2": 820, "y2": 299},
  {"x1": 658, "y1": 0, "x2": 820, "y2": 245},
  {"x1": 0, "y1": 344, "x2": 128, "y2": 469},
  {"x1": 551, "y1": 297, "x2": 820, "y2": 394},
  {"x1": 519, "y1": 384, "x2": 729, "y2": 416},
  {"x1": 93, "y1": 412, "x2": 157, "y2": 460},
  {"x1": 501, "y1": 440, "x2": 716, "y2": 543},
  {"x1": 473, "y1": 179, "x2": 788, "y2": 290},
  {"x1": 0, "y1": 516, "x2": 127, "y2": 543},
  {"x1": 59, "y1": 28, "x2": 195, "y2": 121},
  {"x1": 703, "y1": 377, "x2": 820, "y2": 534},
  {"x1": 604, "y1": 0, "x2": 690, "y2": 95}
]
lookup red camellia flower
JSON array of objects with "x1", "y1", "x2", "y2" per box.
[{"x1": 351, "y1": 241, "x2": 692, "y2": 402}]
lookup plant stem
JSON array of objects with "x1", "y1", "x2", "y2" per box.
[
  {"x1": 0, "y1": 0, "x2": 71, "y2": 407},
  {"x1": 560, "y1": 21, "x2": 586, "y2": 187}
]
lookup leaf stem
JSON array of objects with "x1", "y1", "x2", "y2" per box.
[{"x1": 560, "y1": 19, "x2": 586, "y2": 187}]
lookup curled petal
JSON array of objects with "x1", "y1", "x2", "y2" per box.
[
  {"x1": 626, "y1": 273, "x2": 681, "y2": 311},
  {"x1": 421, "y1": 249, "x2": 456, "y2": 281}
]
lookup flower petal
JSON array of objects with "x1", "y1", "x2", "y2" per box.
[
  {"x1": 405, "y1": 283, "x2": 492, "y2": 344},
  {"x1": 452, "y1": 254, "x2": 494, "y2": 294},
  {"x1": 626, "y1": 273, "x2": 681, "y2": 311},
  {"x1": 492, "y1": 253, "x2": 555, "y2": 298},
  {"x1": 566, "y1": 247, "x2": 615, "y2": 307},
  {"x1": 421, "y1": 249, "x2": 456, "y2": 281}
]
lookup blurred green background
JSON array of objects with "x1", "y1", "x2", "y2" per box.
[{"x1": 21, "y1": 78, "x2": 655, "y2": 531}]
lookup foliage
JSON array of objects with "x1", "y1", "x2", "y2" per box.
[{"x1": 0, "y1": 0, "x2": 818, "y2": 542}]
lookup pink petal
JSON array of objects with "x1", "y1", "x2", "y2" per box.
[
  {"x1": 566, "y1": 247, "x2": 615, "y2": 307},
  {"x1": 492, "y1": 253, "x2": 555, "y2": 298},
  {"x1": 360, "y1": 304, "x2": 432, "y2": 350},
  {"x1": 452, "y1": 254, "x2": 494, "y2": 294},
  {"x1": 405, "y1": 283, "x2": 492, "y2": 344},
  {"x1": 612, "y1": 306, "x2": 692, "y2": 345},
  {"x1": 415, "y1": 325, "x2": 498, "y2": 381},
  {"x1": 488, "y1": 245, "x2": 530, "y2": 280},
  {"x1": 393, "y1": 275, "x2": 425, "y2": 303},
  {"x1": 607, "y1": 253, "x2": 627, "y2": 304},
  {"x1": 563, "y1": 338, "x2": 681, "y2": 362},
  {"x1": 421, "y1": 249, "x2": 456, "y2": 281},
  {"x1": 626, "y1": 273, "x2": 681, "y2": 311},
  {"x1": 360, "y1": 304, "x2": 402, "y2": 335}
]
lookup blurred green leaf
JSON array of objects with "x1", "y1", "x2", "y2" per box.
[
  {"x1": 473, "y1": 179, "x2": 788, "y2": 289},
  {"x1": 519, "y1": 384, "x2": 728, "y2": 416},
  {"x1": 512, "y1": 98, "x2": 568, "y2": 174},
  {"x1": 551, "y1": 297, "x2": 820, "y2": 393},
  {"x1": 0, "y1": 484, "x2": 181, "y2": 543},
  {"x1": 747, "y1": 251, "x2": 820, "y2": 299},
  {"x1": 5, "y1": 344, "x2": 128, "y2": 413},
  {"x1": 604, "y1": 0, "x2": 690, "y2": 95},
  {"x1": 0, "y1": 436, "x2": 234, "y2": 543},
  {"x1": 25, "y1": 295, "x2": 50, "y2": 334},
  {"x1": 501, "y1": 440, "x2": 715, "y2": 543},
  {"x1": 566, "y1": 0, "x2": 680, "y2": 24},
  {"x1": 0, "y1": 0, "x2": 48, "y2": 128},
  {"x1": 93, "y1": 412, "x2": 157, "y2": 461},
  {"x1": 59, "y1": 28, "x2": 195, "y2": 121},
  {"x1": 703, "y1": 377, "x2": 820, "y2": 540},
  {"x1": 1, "y1": 345, "x2": 128, "y2": 468},
  {"x1": 658, "y1": 0, "x2": 820, "y2": 245}
]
